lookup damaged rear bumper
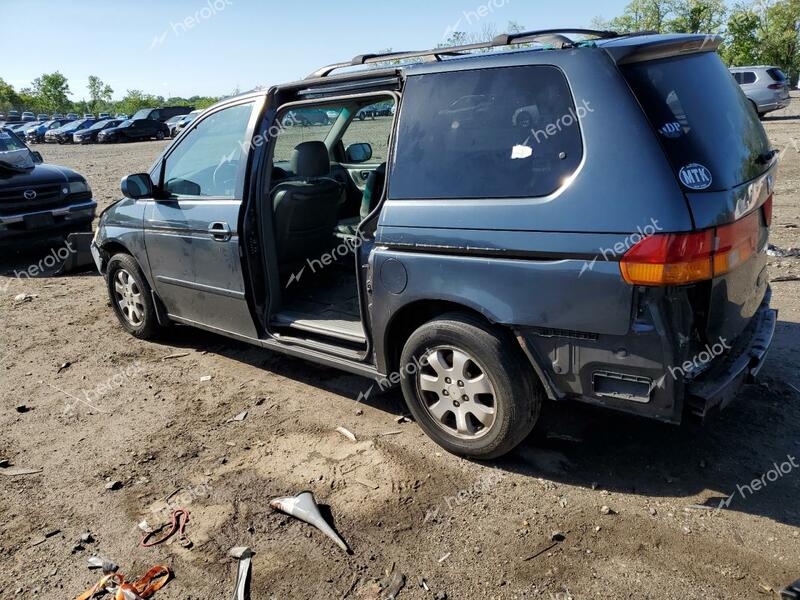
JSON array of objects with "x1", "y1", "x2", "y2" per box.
[{"x1": 686, "y1": 294, "x2": 777, "y2": 419}]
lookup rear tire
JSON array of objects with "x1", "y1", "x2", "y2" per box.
[
  {"x1": 399, "y1": 312, "x2": 542, "y2": 459},
  {"x1": 106, "y1": 253, "x2": 161, "y2": 340}
]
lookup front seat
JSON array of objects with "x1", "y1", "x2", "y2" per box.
[
  {"x1": 335, "y1": 162, "x2": 386, "y2": 238},
  {"x1": 272, "y1": 141, "x2": 343, "y2": 267}
]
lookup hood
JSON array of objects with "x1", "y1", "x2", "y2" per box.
[{"x1": 0, "y1": 162, "x2": 82, "y2": 185}]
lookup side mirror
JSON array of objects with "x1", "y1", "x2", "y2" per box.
[
  {"x1": 121, "y1": 173, "x2": 154, "y2": 199},
  {"x1": 345, "y1": 143, "x2": 373, "y2": 163},
  {"x1": 31, "y1": 151, "x2": 43, "y2": 164}
]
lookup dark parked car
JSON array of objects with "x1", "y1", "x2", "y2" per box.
[
  {"x1": 26, "y1": 119, "x2": 74, "y2": 143},
  {"x1": 92, "y1": 30, "x2": 777, "y2": 459},
  {"x1": 45, "y1": 118, "x2": 97, "y2": 143},
  {"x1": 130, "y1": 106, "x2": 194, "y2": 122},
  {"x1": 73, "y1": 119, "x2": 122, "y2": 144},
  {"x1": 0, "y1": 127, "x2": 95, "y2": 243},
  {"x1": 97, "y1": 119, "x2": 170, "y2": 143},
  {"x1": 37, "y1": 113, "x2": 49, "y2": 121}
]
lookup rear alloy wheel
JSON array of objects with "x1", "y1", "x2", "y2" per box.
[
  {"x1": 156, "y1": 130, "x2": 165, "y2": 140},
  {"x1": 399, "y1": 313, "x2": 542, "y2": 459},
  {"x1": 106, "y1": 253, "x2": 161, "y2": 339}
]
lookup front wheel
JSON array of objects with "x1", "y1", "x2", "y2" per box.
[
  {"x1": 106, "y1": 253, "x2": 162, "y2": 339},
  {"x1": 155, "y1": 130, "x2": 165, "y2": 140},
  {"x1": 399, "y1": 313, "x2": 542, "y2": 459}
]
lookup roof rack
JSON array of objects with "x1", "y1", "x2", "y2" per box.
[{"x1": 307, "y1": 28, "x2": 630, "y2": 79}]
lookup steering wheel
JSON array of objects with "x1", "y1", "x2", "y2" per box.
[{"x1": 212, "y1": 160, "x2": 238, "y2": 193}]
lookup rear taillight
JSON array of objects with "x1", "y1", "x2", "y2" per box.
[
  {"x1": 768, "y1": 83, "x2": 785, "y2": 90},
  {"x1": 620, "y1": 208, "x2": 764, "y2": 286}
]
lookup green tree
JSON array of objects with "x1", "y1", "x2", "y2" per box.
[
  {"x1": 30, "y1": 72, "x2": 71, "y2": 113},
  {"x1": 0, "y1": 78, "x2": 21, "y2": 113},
  {"x1": 608, "y1": 0, "x2": 674, "y2": 33},
  {"x1": 722, "y1": 5, "x2": 761, "y2": 65},
  {"x1": 757, "y1": 0, "x2": 800, "y2": 83},
  {"x1": 668, "y1": 0, "x2": 727, "y2": 33},
  {"x1": 87, "y1": 75, "x2": 114, "y2": 113}
]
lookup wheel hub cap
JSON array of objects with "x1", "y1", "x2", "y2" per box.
[{"x1": 416, "y1": 346, "x2": 497, "y2": 440}]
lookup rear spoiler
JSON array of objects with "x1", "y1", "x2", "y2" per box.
[{"x1": 600, "y1": 34, "x2": 722, "y2": 65}]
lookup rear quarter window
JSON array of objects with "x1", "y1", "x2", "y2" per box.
[
  {"x1": 767, "y1": 68, "x2": 787, "y2": 82},
  {"x1": 389, "y1": 65, "x2": 584, "y2": 199}
]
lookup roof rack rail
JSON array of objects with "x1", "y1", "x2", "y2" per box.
[{"x1": 307, "y1": 28, "x2": 630, "y2": 79}]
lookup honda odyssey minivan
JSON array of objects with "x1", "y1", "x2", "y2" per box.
[{"x1": 92, "y1": 30, "x2": 777, "y2": 458}]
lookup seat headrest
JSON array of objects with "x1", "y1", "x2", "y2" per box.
[{"x1": 291, "y1": 141, "x2": 330, "y2": 178}]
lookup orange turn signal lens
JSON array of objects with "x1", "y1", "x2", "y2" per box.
[{"x1": 620, "y1": 206, "x2": 764, "y2": 286}]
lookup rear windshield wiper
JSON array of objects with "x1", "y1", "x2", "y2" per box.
[{"x1": 757, "y1": 149, "x2": 778, "y2": 165}]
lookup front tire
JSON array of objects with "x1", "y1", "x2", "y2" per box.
[
  {"x1": 106, "y1": 254, "x2": 161, "y2": 340},
  {"x1": 399, "y1": 313, "x2": 542, "y2": 459},
  {"x1": 156, "y1": 130, "x2": 165, "y2": 140}
]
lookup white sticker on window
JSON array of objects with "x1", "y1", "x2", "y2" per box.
[
  {"x1": 511, "y1": 144, "x2": 533, "y2": 160},
  {"x1": 659, "y1": 122, "x2": 682, "y2": 138},
  {"x1": 679, "y1": 163, "x2": 713, "y2": 190}
]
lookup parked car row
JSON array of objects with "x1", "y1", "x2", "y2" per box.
[{"x1": 0, "y1": 106, "x2": 196, "y2": 145}]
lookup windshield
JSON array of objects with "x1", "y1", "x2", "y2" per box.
[
  {"x1": 131, "y1": 109, "x2": 152, "y2": 120},
  {"x1": 60, "y1": 120, "x2": 87, "y2": 132},
  {"x1": 118, "y1": 120, "x2": 133, "y2": 128},
  {"x1": 88, "y1": 119, "x2": 113, "y2": 130},
  {"x1": 0, "y1": 130, "x2": 27, "y2": 152}
]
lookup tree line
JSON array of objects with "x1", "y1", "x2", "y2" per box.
[
  {"x1": 592, "y1": 0, "x2": 799, "y2": 81},
  {"x1": 0, "y1": 73, "x2": 222, "y2": 117},
  {"x1": 439, "y1": 0, "x2": 798, "y2": 83}
]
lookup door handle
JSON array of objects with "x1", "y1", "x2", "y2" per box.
[{"x1": 209, "y1": 221, "x2": 232, "y2": 241}]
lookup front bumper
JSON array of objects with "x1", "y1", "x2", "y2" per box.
[
  {"x1": 686, "y1": 293, "x2": 777, "y2": 418},
  {"x1": 0, "y1": 200, "x2": 97, "y2": 242}
]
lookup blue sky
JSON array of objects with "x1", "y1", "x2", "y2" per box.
[{"x1": 1, "y1": 0, "x2": 630, "y2": 100}]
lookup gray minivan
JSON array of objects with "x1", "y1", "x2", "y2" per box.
[{"x1": 92, "y1": 30, "x2": 777, "y2": 458}]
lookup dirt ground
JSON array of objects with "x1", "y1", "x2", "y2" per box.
[{"x1": 1, "y1": 101, "x2": 799, "y2": 600}]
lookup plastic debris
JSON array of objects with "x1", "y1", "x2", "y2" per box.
[
  {"x1": 229, "y1": 546, "x2": 254, "y2": 600},
  {"x1": 76, "y1": 564, "x2": 171, "y2": 600},
  {"x1": 270, "y1": 491, "x2": 350, "y2": 553},
  {"x1": 0, "y1": 466, "x2": 42, "y2": 476},
  {"x1": 200, "y1": 375, "x2": 212, "y2": 382},
  {"x1": 140, "y1": 509, "x2": 191, "y2": 548},
  {"x1": 228, "y1": 411, "x2": 248, "y2": 423},
  {"x1": 336, "y1": 426, "x2": 357, "y2": 442},
  {"x1": 781, "y1": 578, "x2": 800, "y2": 599}
]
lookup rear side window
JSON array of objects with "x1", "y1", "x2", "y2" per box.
[
  {"x1": 623, "y1": 53, "x2": 771, "y2": 192},
  {"x1": 390, "y1": 66, "x2": 583, "y2": 199},
  {"x1": 767, "y1": 68, "x2": 787, "y2": 82},
  {"x1": 741, "y1": 71, "x2": 757, "y2": 84}
]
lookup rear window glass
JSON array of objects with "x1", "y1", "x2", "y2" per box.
[
  {"x1": 623, "y1": 53, "x2": 771, "y2": 192},
  {"x1": 389, "y1": 66, "x2": 583, "y2": 199},
  {"x1": 767, "y1": 68, "x2": 787, "y2": 82}
]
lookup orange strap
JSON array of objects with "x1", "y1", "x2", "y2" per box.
[{"x1": 75, "y1": 566, "x2": 171, "y2": 600}]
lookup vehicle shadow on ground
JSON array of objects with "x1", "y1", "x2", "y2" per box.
[
  {"x1": 0, "y1": 239, "x2": 99, "y2": 279},
  {"x1": 155, "y1": 320, "x2": 800, "y2": 528},
  {"x1": 499, "y1": 318, "x2": 800, "y2": 529}
]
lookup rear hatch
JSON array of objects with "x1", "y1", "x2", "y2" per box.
[
  {"x1": 766, "y1": 67, "x2": 791, "y2": 102},
  {"x1": 621, "y1": 51, "x2": 774, "y2": 345}
]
